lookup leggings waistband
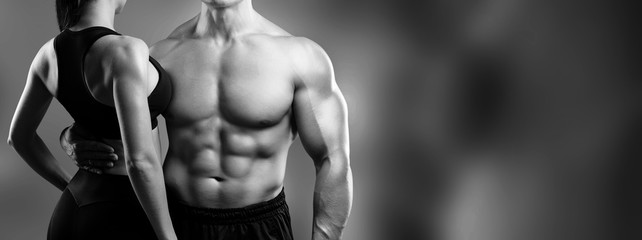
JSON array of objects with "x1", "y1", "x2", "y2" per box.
[
  {"x1": 169, "y1": 188, "x2": 288, "y2": 225},
  {"x1": 67, "y1": 169, "x2": 138, "y2": 206}
]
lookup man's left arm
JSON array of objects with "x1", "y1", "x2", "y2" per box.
[{"x1": 291, "y1": 39, "x2": 353, "y2": 240}]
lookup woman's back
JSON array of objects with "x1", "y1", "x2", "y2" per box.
[
  {"x1": 52, "y1": 26, "x2": 170, "y2": 139},
  {"x1": 30, "y1": 26, "x2": 171, "y2": 174}
]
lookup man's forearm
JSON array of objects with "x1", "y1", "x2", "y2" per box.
[{"x1": 312, "y1": 152, "x2": 353, "y2": 240}]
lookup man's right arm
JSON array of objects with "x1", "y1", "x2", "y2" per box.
[{"x1": 60, "y1": 123, "x2": 119, "y2": 174}]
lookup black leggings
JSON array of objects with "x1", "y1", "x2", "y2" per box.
[{"x1": 47, "y1": 170, "x2": 157, "y2": 240}]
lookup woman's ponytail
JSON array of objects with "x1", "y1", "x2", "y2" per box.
[{"x1": 56, "y1": 0, "x2": 89, "y2": 31}]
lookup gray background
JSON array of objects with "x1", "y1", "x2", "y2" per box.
[{"x1": 3, "y1": 0, "x2": 642, "y2": 240}]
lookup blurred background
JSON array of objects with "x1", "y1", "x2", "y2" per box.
[{"x1": 1, "y1": 0, "x2": 640, "y2": 239}]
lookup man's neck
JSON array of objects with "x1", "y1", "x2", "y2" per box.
[
  {"x1": 194, "y1": 1, "x2": 258, "y2": 42},
  {"x1": 74, "y1": 1, "x2": 116, "y2": 30}
]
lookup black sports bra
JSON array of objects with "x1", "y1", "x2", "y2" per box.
[{"x1": 53, "y1": 26, "x2": 172, "y2": 139}]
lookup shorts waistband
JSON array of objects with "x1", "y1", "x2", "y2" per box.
[{"x1": 169, "y1": 188, "x2": 288, "y2": 225}]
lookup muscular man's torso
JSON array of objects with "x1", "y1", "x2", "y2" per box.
[{"x1": 152, "y1": 17, "x2": 304, "y2": 208}]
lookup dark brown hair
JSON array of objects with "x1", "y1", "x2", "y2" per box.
[{"x1": 56, "y1": 0, "x2": 90, "y2": 31}]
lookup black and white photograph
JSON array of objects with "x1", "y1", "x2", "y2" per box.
[{"x1": 0, "y1": 0, "x2": 640, "y2": 240}]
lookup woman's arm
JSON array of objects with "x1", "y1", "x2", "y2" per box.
[
  {"x1": 108, "y1": 37, "x2": 176, "y2": 240},
  {"x1": 8, "y1": 45, "x2": 72, "y2": 191},
  {"x1": 153, "y1": 124, "x2": 164, "y2": 162}
]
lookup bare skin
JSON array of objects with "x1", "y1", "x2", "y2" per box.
[
  {"x1": 63, "y1": 0, "x2": 353, "y2": 239},
  {"x1": 9, "y1": 1, "x2": 176, "y2": 239}
]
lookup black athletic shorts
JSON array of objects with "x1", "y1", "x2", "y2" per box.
[
  {"x1": 169, "y1": 189, "x2": 294, "y2": 240},
  {"x1": 48, "y1": 169, "x2": 157, "y2": 240}
]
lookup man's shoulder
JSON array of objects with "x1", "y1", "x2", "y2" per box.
[
  {"x1": 286, "y1": 36, "x2": 326, "y2": 57},
  {"x1": 160, "y1": 15, "x2": 200, "y2": 40},
  {"x1": 149, "y1": 38, "x2": 181, "y2": 59},
  {"x1": 280, "y1": 37, "x2": 331, "y2": 72},
  {"x1": 242, "y1": 18, "x2": 316, "y2": 51},
  {"x1": 149, "y1": 17, "x2": 198, "y2": 58},
  {"x1": 251, "y1": 33, "x2": 326, "y2": 59},
  {"x1": 269, "y1": 36, "x2": 333, "y2": 86}
]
